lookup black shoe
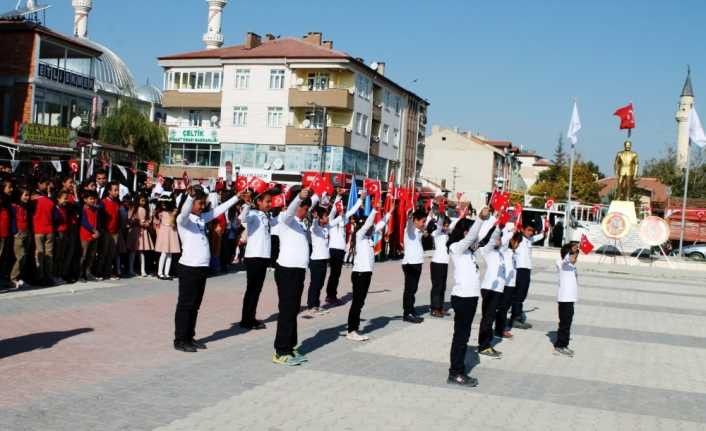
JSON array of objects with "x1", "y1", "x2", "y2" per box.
[
  {"x1": 239, "y1": 320, "x2": 266, "y2": 330},
  {"x1": 447, "y1": 374, "x2": 478, "y2": 387},
  {"x1": 403, "y1": 314, "x2": 424, "y2": 324},
  {"x1": 512, "y1": 320, "x2": 532, "y2": 330},
  {"x1": 190, "y1": 339, "x2": 207, "y2": 349},
  {"x1": 174, "y1": 340, "x2": 197, "y2": 352},
  {"x1": 251, "y1": 320, "x2": 266, "y2": 330}
]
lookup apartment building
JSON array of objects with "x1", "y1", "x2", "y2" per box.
[{"x1": 157, "y1": 31, "x2": 429, "y2": 183}]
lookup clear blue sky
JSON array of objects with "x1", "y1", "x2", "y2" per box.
[{"x1": 40, "y1": 0, "x2": 706, "y2": 174}]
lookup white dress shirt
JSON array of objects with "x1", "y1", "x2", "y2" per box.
[
  {"x1": 329, "y1": 197, "x2": 362, "y2": 251},
  {"x1": 556, "y1": 254, "x2": 578, "y2": 302},
  {"x1": 310, "y1": 219, "x2": 332, "y2": 260},
  {"x1": 353, "y1": 209, "x2": 390, "y2": 273},
  {"x1": 449, "y1": 217, "x2": 496, "y2": 298},
  {"x1": 479, "y1": 229, "x2": 506, "y2": 293},
  {"x1": 402, "y1": 218, "x2": 425, "y2": 265},
  {"x1": 276, "y1": 196, "x2": 310, "y2": 269},
  {"x1": 431, "y1": 217, "x2": 459, "y2": 264},
  {"x1": 515, "y1": 233, "x2": 545, "y2": 269},
  {"x1": 239, "y1": 204, "x2": 271, "y2": 259},
  {"x1": 177, "y1": 195, "x2": 239, "y2": 267}
]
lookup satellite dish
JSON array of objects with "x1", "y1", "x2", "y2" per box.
[
  {"x1": 370, "y1": 61, "x2": 379, "y2": 70},
  {"x1": 210, "y1": 115, "x2": 219, "y2": 126},
  {"x1": 272, "y1": 158, "x2": 284, "y2": 170},
  {"x1": 263, "y1": 162, "x2": 272, "y2": 170},
  {"x1": 302, "y1": 118, "x2": 311, "y2": 128},
  {"x1": 70, "y1": 116, "x2": 82, "y2": 130}
]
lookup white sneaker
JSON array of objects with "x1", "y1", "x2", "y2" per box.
[
  {"x1": 346, "y1": 331, "x2": 369, "y2": 342},
  {"x1": 12, "y1": 280, "x2": 26, "y2": 290}
]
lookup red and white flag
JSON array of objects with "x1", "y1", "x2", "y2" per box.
[
  {"x1": 613, "y1": 103, "x2": 635, "y2": 130},
  {"x1": 579, "y1": 234, "x2": 594, "y2": 254},
  {"x1": 271, "y1": 193, "x2": 286, "y2": 208},
  {"x1": 545, "y1": 198, "x2": 555, "y2": 210}
]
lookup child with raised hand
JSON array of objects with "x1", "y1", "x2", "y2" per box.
[
  {"x1": 554, "y1": 243, "x2": 579, "y2": 357},
  {"x1": 346, "y1": 199, "x2": 394, "y2": 341}
]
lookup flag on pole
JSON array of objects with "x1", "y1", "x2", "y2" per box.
[
  {"x1": 688, "y1": 107, "x2": 706, "y2": 148},
  {"x1": 613, "y1": 103, "x2": 635, "y2": 130},
  {"x1": 567, "y1": 101, "x2": 582, "y2": 147},
  {"x1": 579, "y1": 234, "x2": 594, "y2": 254},
  {"x1": 346, "y1": 178, "x2": 359, "y2": 215}
]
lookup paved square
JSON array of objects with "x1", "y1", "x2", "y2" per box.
[{"x1": 1, "y1": 257, "x2": 704, "y2": 430}]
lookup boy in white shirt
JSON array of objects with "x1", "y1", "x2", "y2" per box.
[
  {"x1": 554, "y1": 243, "x2": 578, "y2": 357},
  {"x1": 401, "y1": 208, "x2": 429, "y2": 323}
]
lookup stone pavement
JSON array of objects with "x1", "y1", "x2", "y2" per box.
[{"x1": 1, "y1": 256, "x2": 705, "y2": 430}]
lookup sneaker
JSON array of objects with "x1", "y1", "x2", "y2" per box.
[
  {"x1": 430, "y1": 309, "x2": 444, "y2": 318},
  {"x1": 12, "y1": 280, "x2": 26, "y2": 290},
  {"x1": 447, "y1": 374, "x2": 478, "y2": 387},
  {"x1": 292, "y1": 348, "x2": 308, "y2": 362},
  {"x1": 479, "y1": 347, "x2": 502, "y2": 358},
  {"x1": 174, "y1": 340, "x2": 197, "y2": 353},
  {"x1": 512, "y1": 321, "x2": 532, "y2": 330},
  {"x1": 564, "y1": 347, "x2": 575, "y2": 356},
  {"x1": 553, "y1": 347, "x2": 574, "y2": 357},
  {"x1": 86, "y1": 273, "x2": 101, "y2": 282},
  {"x1": 491, "y1": 347, "x2": 503, "y2": 356},
  {"x1": 346, "y1": 331, "x2": 370, "y2": 342},
  {"x1": 272, "y1": 353, "x2": 301, "y2": 366}
]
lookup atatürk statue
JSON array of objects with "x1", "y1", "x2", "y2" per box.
[{"x1": 614, "y1": 140, "x2": 639, "y2": 200}]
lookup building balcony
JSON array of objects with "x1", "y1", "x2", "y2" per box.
[
  {"x1": 288, "y1": 88, "x2": 354, "y2": 110},
  {"x1": 285, "y1": 126, "x2": 351, "y2": 147},
  {"x1": 162, "y1": 91, "x2": 222, "y2": 109}
]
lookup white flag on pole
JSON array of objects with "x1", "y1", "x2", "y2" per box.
[
  {"x1": 688, "y1": 107, "x2": 706, "y2": 148},
  {"x1": 116, "y1": 164, "x2": 127, "y2": 179},
  {"x1": 566, "y1": 101, "x2": 581, "y2": 147},
  {"x1": 51, "y1": 160, "x2": 62, "y2": 172}
]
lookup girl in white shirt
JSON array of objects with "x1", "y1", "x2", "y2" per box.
[
  {"x1": 554, "y1": 243, "x2": 579, "y2": 357},
  {"x1": 429, "y1": 214, "x2": 456, "y2": 318},
  {"x1": 273, "y1": 187, "x2": 313, "y2": 366},
  {"x1": 446, "y1": 208, "x2": 495, "y2": 386},
  {"x1": 495, "y1": 226, "x2": 523, "y2": 339},
  {"x1": 173, "y1": 187, "x2": 240, "y2": 353},
  {"x1": 346, "y1": 203, "x2": 393, "y2": 341},
  {"x1": 238, "y1": 189, "x2": 275, "y2": 330}
]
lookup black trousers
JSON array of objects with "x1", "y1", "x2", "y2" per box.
[
  {"x1": 174, "y1": 264, "x2": 209, "y2": 342},
  {"x1": 495, "y1": 285, "x2": 514, "y2": 335},
  {"x1": 429, "y1": 262, "x2": 448, "y2": 310},
  {"x1": 402, "y1": 263, "x2": 422, "y2": 315},
  {"x1": 242, "y1": 257, "x2": 269, "y2": 325},
  {"x1": 511, "y1": 268, "x2": 531, "y2": 322},
  {"x1": 274, "y1": 265, "x2": 306, "y2": 356},
  {"x1": 555, "y1": 302, "x2": 574, "y2": 348},
  {"x1": 478, "y1": 289, "x2": 502, "y2": 350},
  {"x1": 326, "y1": 248, "x2": 345, "y2": 299},
  {"x1": 307, "y1": 258, "x2": 329, "y2": 308},
  {"x1": 449, "y1": 295, "x2": 478, "y2": 376},
  {"x1": 347, "y1": 271, "x2": 372, "y2": 332}
]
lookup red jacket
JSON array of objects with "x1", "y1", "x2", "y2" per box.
[
  {"x1": 80, "y1": 205, "x2": 99, "y2": 241},
  {"x1": 11, "y1": 203, "x2": 29, "y2": 233},
  {"x1": 102, "y1": 197, "x2": 120, "y2": 235},
  {"x1": 0, "y1": 206, "x2": 10, "y2": 238},
  {"x1": 32, "y1": 195, "x2": 55, "y2": 235}
]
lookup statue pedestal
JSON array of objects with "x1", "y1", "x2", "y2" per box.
[{"x1": 608, "y1": 200, "x2": 637, "y2": 225}]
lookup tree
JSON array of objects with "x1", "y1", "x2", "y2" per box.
[
  {"x1": 528, "y1": 157, "x2": 601, "y2": 207},
  {"x1": 642, "y1": 146, "x2": 706, "y2": 199},
  {"x1": 553, "y1": 132, "x2": 567, "y2": 168},
  {"x1": 99, "y1": 101, "x2": 167, "y2": 162}
]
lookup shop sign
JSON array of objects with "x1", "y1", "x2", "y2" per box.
[
  {"x1": 37, "y1": 63, "x2": 95, "y2": 90},
  {"x1": 168, "y1": 127, "x2": 218, "y2": 144},
  {"x1": 21, "y1": 123, "x2": 71, "y2": 147}
]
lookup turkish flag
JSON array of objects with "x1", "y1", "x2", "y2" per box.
[
  {"x1": 490, "y1": 189, "x2": 509, "y2": 212},
  {"x1": 68, "y1": 159, "x2": 79, "y2": 174},
  {"x1": 235, "y1": 176, "x2": 249, "y2": 192},
  {"x1": 545, "y1": 198, "x2": 555, "y2": 210},
  {"x1": 613, "y1": 103, "x2": 635, "y2": 130},
  {"x1": 397, "y1": 187, "x2": 409, "y2": 248},
  {"x1": 268, "y1": 181, "x2": 279, "y2": 190},
  {"x1": 497, "y1": 210, "x2": 511, "y2": 226},
  {"x1": 387, "y1": 174, "x2": 396, "y2": 198},
  {"x1": 364, "y1": 179, "x2": 382, "y2": 206},
  {"x1": 271, "y1": 193, "x2": 286, "y2": 208},
  {"x1": 310, "y1": 174, "x2": 326, "y2": 196},
  {"x1": 514, "y1": 202, "x2": 523, "y2": 229},
  {"x1": 579, "y1": 234, "x2": 594, "y2": 254},
  {"x1": 439, "y1": 198, "x2": 446, "y2": 215},
  {"x1": 249, "y1": 176, "x2": 268, "y2": 195},
  {"x1": 322, "y1": 175, "x2": 334, "y2": 196}
]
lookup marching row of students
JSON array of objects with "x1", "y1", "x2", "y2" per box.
[{"x1": 171, "y1": 181, "x2": 579, "y2": 388}]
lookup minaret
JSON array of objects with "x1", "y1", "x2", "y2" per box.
[
  {"x1": 203, "y1": 0, "x2": 228, "y2": 50},
  {"x1": 675, "y1": 68, "x2": 694, "y2": 170},
  {"x1": 71, "y1": 0, "x2": 92, "y2": 39}
]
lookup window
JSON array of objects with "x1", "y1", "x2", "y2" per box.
[
  {"x1": 167, "y1": 70, "x2": 222, "y2": 90},
  {"x1": 267, "y1": 107, "x2": 284, "y2": 128},
  {"x1": 233, "y1": 106, "x2": 248, "y2": 127},
  {"x1": 393, "y1": 128, "x2": 399, "y2": 148},
  {"x1": 213, "y1": 72, "x2": 221, "y2": 90},
  {"x1": 269, "y1": 69, "x2": 285, "y2": 89},
  {"x1": 306, "y1": 72, "x2": 330, "y2": 91},
  {"x1": 188, "y1": 110, "x2": 202, "y2": 127},
  {"x1": 305, "y1": 109, "x2": 325, "y2": 129},
  {"x1": 356, "y1": 75, "x2": 371, "y2": 100},
  {"x1": 395, "y1": 96, "x2": 401, "y2": 116},
  {"x1": 204, "y1": 72, "x2": 212, "y2": 89},
  {"x1": 383, "y1": 124, "x2": 390, "y2": 144},
  {"x1": 355, "y1": 113, "x2": 363, "y2": 135},
  {"x1": 384, "y1": 90, "x2": 391, "y2": 111},
  {"x1": 362, "y1": 115, "x2": 369, "y2": 136},
  {"x1": 235, "y1": 69, "x2": 250, "y2": 89},
  {"x1": 196, "y1": 72, "x2": 204, "y2": 89},
  {"x1": 173, "y1": 72, "x2": 181, "y2": 89}
]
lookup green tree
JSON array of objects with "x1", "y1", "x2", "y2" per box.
[
  {"x1": 98, "y1": 101, "x2": 166, "y2": 162},
  {"x1": 642, "y1": 146, "x2": 706, "y2": 198},
  {"x1": 528, "y1": 155, "x2": 601, "y2": 208},
  {"x1": 553, "y1": 132, "x2": 567, "y2": 168}
]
